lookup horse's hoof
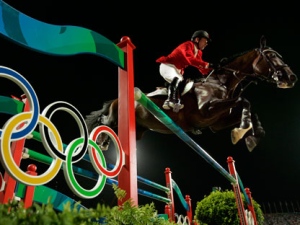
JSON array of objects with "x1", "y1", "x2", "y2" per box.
[
  {"x1": 231, "y1": 123, "x2": 253, "y2": 145},
  {"x1": 245, "y1": 136, "x2": 257, "y2": 152},
  {"x1": 231, "y1": 128, "x2": 240, "y2": 144},
  {"x1": 99, "y1": 145, "x2": 109, "y2": 151}
]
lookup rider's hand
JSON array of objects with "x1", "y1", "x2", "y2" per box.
[{"x1": 209, "y1": 63, "x2": 220, "y2": 70}]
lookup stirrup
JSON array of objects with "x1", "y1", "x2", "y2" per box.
[
  {"x1": 162, "y1": 100, "x2": 171, "y2": 110},
  {"x1": 169, "y1": 101, "x2": 184, "y2": 112}
]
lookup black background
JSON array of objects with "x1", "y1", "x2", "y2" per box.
[{"x1": 0, "y1": 1, "x2": 300, "y2": 215}]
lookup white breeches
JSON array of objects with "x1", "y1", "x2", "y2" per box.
[{"x1": 159, "y1": 63, "x2": 184, "y2": 83}]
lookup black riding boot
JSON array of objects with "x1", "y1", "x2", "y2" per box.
[
  {"x1": 169, "y1": 77, "x2": 184, "y2": 111},
  {"x1": 162, "y1": 83, "x2": 173, "y2": 110}
]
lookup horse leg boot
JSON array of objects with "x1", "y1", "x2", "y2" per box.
[
  {"x1": 231, "y1": 107, "x2": 253, "y2": 145},
  {"x1": 245, "y1": 114, "x2": 265, "y2": 152},
  {"x1": 169, "y1": 77, "x2": 184, "y2": 112}
]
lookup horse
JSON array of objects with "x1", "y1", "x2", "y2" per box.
[{"x1": 85, "y1": 36, "x2": 297, "y2": 152}]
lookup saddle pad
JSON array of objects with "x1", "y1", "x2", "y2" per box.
[{"x1": 146, "y1": 87, "x2": 168, "y2": 96}]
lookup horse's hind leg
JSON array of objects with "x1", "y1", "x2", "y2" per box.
[
  {"x1": 245, "y1": 114, "x2": 265, "y2": 152},
  {"x1": 96, "y1": 100, "x2": 118, "y2": 151},
  {"x1": 100, "y1": 100, "x2": 118, "y2": 127},
  {"x1": 231, "y1": 98, "x2": 253, "y2": 144}
]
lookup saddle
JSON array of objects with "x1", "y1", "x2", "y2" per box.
[
  {"x1": 147, "y1": 77, "x2": 227, "y2": 110},
  {"x1": 146, "y1": 79, "x2": 194, "y2": 97}
]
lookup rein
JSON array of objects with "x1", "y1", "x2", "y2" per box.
[
  {"x1": 203, "y1": 47, "x2": 279, "y2": 98},
  {"x1": 217, "y1": 46, "x2": 286, "y2": 86},
  {"x1": 198, "y1": 38, "x2": 293, "y2": 98},
  {"x1": 219, "y1": 67, "x2": 257, "y2": 98}
]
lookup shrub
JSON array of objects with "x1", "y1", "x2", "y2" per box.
[
  {"x1": 194, "y1": 189, "x2": 264, "y2": 225},
  {"x1": 0, "y1": 184, "x2": 176, "y2": 225}
]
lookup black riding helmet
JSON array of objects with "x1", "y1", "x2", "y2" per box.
[{"x1": 191, "y1": 30, "x2": 212, "y2": 42}]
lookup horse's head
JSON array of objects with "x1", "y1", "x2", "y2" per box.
[{"x1": 252, "y1": 36, "x2": 297, "y2": 88}]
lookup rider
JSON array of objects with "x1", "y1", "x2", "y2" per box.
[{"x1": 156, "y1": 30, "x2": 214, "y2": 110}]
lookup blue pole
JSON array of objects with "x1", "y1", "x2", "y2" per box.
[{"x1": 134, "y1": 87, "x2": 237, "y2": 185}]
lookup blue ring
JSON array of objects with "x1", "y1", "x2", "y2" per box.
[{"x1": 0, "y1": 66, "x2": 39, "y2": 139}]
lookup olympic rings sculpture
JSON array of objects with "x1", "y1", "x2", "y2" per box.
[{"x1": 0, "y1": 66, "x2": 125, "y2": 199}]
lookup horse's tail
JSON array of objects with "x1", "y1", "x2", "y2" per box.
[{"x1": 85, "y1": 100, "x2": 113, "y2": 132}]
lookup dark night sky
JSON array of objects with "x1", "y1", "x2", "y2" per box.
[{"x1": 0, "y1": 1, "x2": 300, "y2": 215}]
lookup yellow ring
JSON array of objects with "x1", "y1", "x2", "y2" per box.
[{"x1": 0, "y1": 112, "x2": 63, "y2": 185}]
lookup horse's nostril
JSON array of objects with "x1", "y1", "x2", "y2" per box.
[{"x1": 290, "y1": 74, "x2": 298, "y2": 83}]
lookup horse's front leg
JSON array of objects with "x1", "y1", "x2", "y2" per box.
[
  {"x1": 231, "y1": 98, "x2": 253, "y2": 145},
  {"x1": 205, "y1": 97, "x2": 243, "y2": 133},
  {"x1": 244, "y1": 113, "x2": 265, "y2": 152},
  {"x1": 207, "y1": 96, "x2": 240, "y2": 115}
]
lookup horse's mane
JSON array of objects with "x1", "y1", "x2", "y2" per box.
[{"x1": 219, "y1": 49, "x2": 253, "y2": 66}]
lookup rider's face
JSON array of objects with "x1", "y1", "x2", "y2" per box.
[{"x1": 196, "y1": 37, "x2": 208, "y2": 50}]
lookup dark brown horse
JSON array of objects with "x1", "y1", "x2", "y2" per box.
[{"x1": 85, "y1": 36, "x2": 297, "y2": 152}]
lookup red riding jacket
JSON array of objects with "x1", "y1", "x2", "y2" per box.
[{"x1": 156, "y1": 40, "x2": 211, "y2": 75}]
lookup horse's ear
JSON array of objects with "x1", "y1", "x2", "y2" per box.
[{"x1": 260, "y1": 35, "x2": 266, "y2": 49}]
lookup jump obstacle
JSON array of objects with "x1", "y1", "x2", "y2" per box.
[
  {"x1": 0, "y1": 2, "x2": 257, "y2": 224},
  {"x1": 0, "y1": 91, "x2": 196, "y2": 224},
  {"x1": 0, "y1": 81, "x2": 257, "y2": 225},
  {"x1": 0, "y1": 70, "x2": 258, "y2": 225},
  {"x1": 134, "y1": 88, "x2": 258, "y2": 225}
]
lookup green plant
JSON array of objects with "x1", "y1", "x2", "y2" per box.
[
  {"x1": 0, "y1": 184, "x2": 176, "y2": 225},
  {"x1": 103, "y1": 184, "x2": 176, "y2": 224},
  {"x1": 194, "y1": 189, "x2": 264, "y2": 225},
  {"x1": 0, "y1": 199, "x2": 108, "y2": 225}
]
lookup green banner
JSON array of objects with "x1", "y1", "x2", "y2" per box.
[{"x1": 0, "y1": 1, "x2": 124, "y2": 68}]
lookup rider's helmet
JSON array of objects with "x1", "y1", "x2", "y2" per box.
[{"x1": 191, "y1": 30, "x2": 212, "y2": 42}]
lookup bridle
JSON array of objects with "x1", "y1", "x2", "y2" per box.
[
  {"x1": 211, "y1": 47, "x2": 290, "y2": 88},
  {"x1": 252, "y1": 47, "x2": 289, "y2": 84},
  {"x1": 202, "y1": 38, "x2": 296, "y2": 98}
]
